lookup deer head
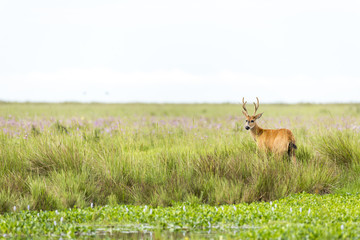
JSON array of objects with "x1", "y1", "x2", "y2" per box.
[{"x1": 242, "y1": 97, "x2": 263, "y2": 130}]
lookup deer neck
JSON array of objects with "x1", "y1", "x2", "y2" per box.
[{"x1": 250, "y1": 123, "x2": 263, "y2": 141}]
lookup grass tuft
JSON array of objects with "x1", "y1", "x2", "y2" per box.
[{"x1": 317, "y1": 131, "x2": 360, "y2": 167}]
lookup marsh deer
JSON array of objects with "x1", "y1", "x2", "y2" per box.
[{"x1": 242, "y1": 97, "x2": 297, "y2": 162}]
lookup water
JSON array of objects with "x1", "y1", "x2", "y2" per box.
[
  {"x1": 77, "y1": 230, "x2": 235, "y2": 239},
  {"x1": 56, "y1": 224, "x2": 249, "y2": 239}
]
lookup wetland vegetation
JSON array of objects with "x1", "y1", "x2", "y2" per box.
[{"x1": 0, "y1": 102, "x2": 359, "y2": 238}]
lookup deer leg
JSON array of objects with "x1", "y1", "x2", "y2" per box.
[
  {"x1": 291, "y1": 151, "x2": 296, "y2": 163},
  {"x1": 288, "y1": 143, "x2": 297, "y2": 164}
]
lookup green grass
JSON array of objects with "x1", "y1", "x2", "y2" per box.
[
  {"x1": 1, "y1": 102, "x2": 360, "y2": 118},
  {"x1": 0, "y1": 102, "x2": 359, "y2": 238},
  {"x1": 0, "y1": 103, "x2": 359, "y2": 211}
]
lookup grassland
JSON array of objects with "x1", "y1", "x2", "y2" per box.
[{"x1": 0, "y1": 102, "x2": 360, "y2": 238}]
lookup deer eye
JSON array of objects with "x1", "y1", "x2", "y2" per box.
[
  {"x1": 245, "y1": 120, "x2": 248, "y2": 122},
  {"x1": 250, "y1": 120, "x2": 254, "y2": 123}
]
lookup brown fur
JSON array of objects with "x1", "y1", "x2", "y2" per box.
[{"x1": 242, "y1": 98, "x2": 297, "y2": 163}]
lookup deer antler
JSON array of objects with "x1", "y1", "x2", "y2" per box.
[
  {"x1": 253, "y1": 97, "x2": 260, "y2": 115},
  {"x1": 242, "y1": 97, "x2": 248, "y2": 115}
]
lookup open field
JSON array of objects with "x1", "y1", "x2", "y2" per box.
[{"x1": 0, "y1": 103, "x2": 360, "y2": 238}]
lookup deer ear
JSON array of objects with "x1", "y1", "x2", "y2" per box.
[
  {"x1": 255, "y1": 112, "x2": 263, "y2": 119},
  {"x1": 242, "y1": 111, "x2": 248, "y2": 117}
]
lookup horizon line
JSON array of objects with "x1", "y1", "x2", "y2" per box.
[{"x1": 1, "y1": 100, "x2": 359, "y2": 105}]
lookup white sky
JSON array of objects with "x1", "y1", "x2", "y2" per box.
[{"x1": 1, "y1": 0, "x2": 360, "y2": 103}]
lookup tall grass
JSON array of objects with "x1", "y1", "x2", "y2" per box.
[
  {"x1": 0, "y1": 103, "x2": 359, "y2": 212},
  {"x1": 317, "y1": 130, "x2": 360, "y2": 194},
  {"x1": 317, "y1": 131, "x2": 360, "y2": 166}
]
